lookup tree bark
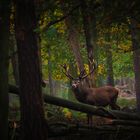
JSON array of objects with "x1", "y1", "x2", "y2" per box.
[
  {"x1": 65, "y1": 16, "x2": 85, "y2": 71},
  {"x1": 130, "y1": 18, "x2": 140, "y2": 112},
  {"x1": 60, "y1": 1, "x2": 85, "y2": 72},
  {"x1": 0, "y1": 1, "x2": 10, "y2": 140},
  {"x1": 14, "y1": 0, "x2": 48, "y2": 140}
]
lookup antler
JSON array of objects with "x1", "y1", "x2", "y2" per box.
[
  {"x1": 79, "y1": 69, "x2": 86, "y2": 79},
  {"x1": 79, "y1": 60, "x2": 97, "y2": 80},
  {"x1": 61, "y1": 60, "x2": 97, "y2": 80},
  {"x1": 60, "y1": 64, "x2": 78, "y2": 80}
]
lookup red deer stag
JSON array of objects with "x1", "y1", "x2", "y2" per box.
[{"x1": 61, "y1": 64, "x2": 120, "y2": 124}]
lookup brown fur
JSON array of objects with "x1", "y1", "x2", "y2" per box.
[{"x1": 72, "y1": 83, "x2": 120, "y2": 110}]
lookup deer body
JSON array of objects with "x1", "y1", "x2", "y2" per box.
[{"x1": 72, "y1": 85, "x2": 120, "y2": 110}]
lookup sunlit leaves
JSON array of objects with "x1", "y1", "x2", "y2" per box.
[
  {"x1": 118, "y1": 40, "x2": 132, "y2": 52},
  {"x1": 113, "y1": 52, "x2": 133, "y2": 78},
  {"x1": 97, "y1": 64, "x2": 105, "y2": 75},
  {"x1": 62, "y1": 108, "x2": 72, "y2": 120}
]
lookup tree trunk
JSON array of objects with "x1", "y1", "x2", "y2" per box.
[
  {"x1": 130, "y1": 18, "x2": 140, "y2": 112},
  {"x1": 105, "y1": 32, "x2": 114, "y2": 86},
  {"x1": 14, "y1": 1, "x2": 48, "y2": 140},
  {"x1": 60, "y1": 1, "x2": 85, "y2": 72},
  {"x1": 65, "y1": 16, "x2": 85, "y2": 71},
  {"x1": 0, "y1": 1, "x2": 10, "y2": 140},
  {"x1": 80, "y1": 0, "x2": 97, "y2": 87}
]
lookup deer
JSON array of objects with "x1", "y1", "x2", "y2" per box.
[{"x1": 61, "y1": 63, "x2": 120, "y2": 125}]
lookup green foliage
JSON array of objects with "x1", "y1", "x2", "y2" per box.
[
  {"x1": 113, "y1": 51, "x2": 134, "y2": 78},
  {"x1": 95, "y1": 23, "x2": 134, "y2": 81},
  {"x1": 117, "y1": 98, "x2": 136, "y2": 108}
]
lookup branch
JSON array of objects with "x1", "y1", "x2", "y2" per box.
[{"x1": 42, "y1": 4, "x2": 80, "y2": 32}]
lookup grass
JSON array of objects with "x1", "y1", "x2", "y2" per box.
[{"x1": 117, "y1": 97, "x2": 136, "y2": 108}]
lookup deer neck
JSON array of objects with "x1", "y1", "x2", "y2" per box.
[{"x1": 72, "y1": 86, "x2": 87, "y2": 103}]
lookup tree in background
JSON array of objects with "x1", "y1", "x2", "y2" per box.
[
  {"x1": 105, "y1": 31, "x2": 114, "y2": 86},
  {"x1": 80, "y1": 0, "x2": 98, "y2": 87},
  {"x1": 0, "y1": 1, "x2": 10, "y2": 140},
  {"x1": 47, "y1": 45, "x2": 55, "y2": 96},
  {"x1": 60, "y1": 0, "x2": 85, "y2": 72},
  {"x1": 130, "y1": 18, "x2": 140, "y2": 111},
  {"x1": 14, "y1": 0, "x2": 48, "y2": 140}
]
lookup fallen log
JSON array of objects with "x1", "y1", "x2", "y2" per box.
[
  {"x1": 9, "y1": 84, "x2": 140, "y2": 122},
  {"x1": 8, "y1": 120, "x2": 140, "y2": 139},
  {"x1": 111, "y1": 119, "x2": 140, "y2": 126},
  {"x1": 48, "y1": 123, "x2": 140, "y2": 137}
]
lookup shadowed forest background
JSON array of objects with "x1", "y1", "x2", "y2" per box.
[{"x1": 0, "y1": 0, "x2": 140, "y2": 140}]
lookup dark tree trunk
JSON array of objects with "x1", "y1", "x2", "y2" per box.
[
  {"x1": 80, "y1": 0, "x2": 97, "y2": 87},
  {"x1": 65, "y1": 16, "x2": 85, "y2": 71},
  {"x1": 0, "y1": 1, "x2": 10, "y2": 140},
  {"x1": 14, "y1": 1, "x2": 48, "y2": 140},
  {"x1": 105, "y1": 32, "x2": 114, "y2": 86},
  {"x1": 130, "y1": 18, "x2": 140, "y2": 112}
]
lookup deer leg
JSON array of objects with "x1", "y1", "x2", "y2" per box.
[
  {"x1": 110, "y1": 95, "x2": 120, "y2": 110},
  {"x1": 110, "y1": 103, "x2": 120, "y2": 110},
  {"x1": 112, "y1": 104, "x2": 120, "y2": 110},
  {"x1": 87, "y1": 114, "x2": 93, "y2": 126}
]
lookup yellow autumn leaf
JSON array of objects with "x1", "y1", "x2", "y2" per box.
[
  {"x1": 84, "y1": 64, "x2": 89, "y2": 73},
  {"x1": 97, "y1": 64, "x2": 104, "y2": 75},
  {"x1": 64, "y1": 111, "x2": 72, "y2": 120},
  {"x1": 56, "y1": 74, "x2": 61, "y2": 80}
]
